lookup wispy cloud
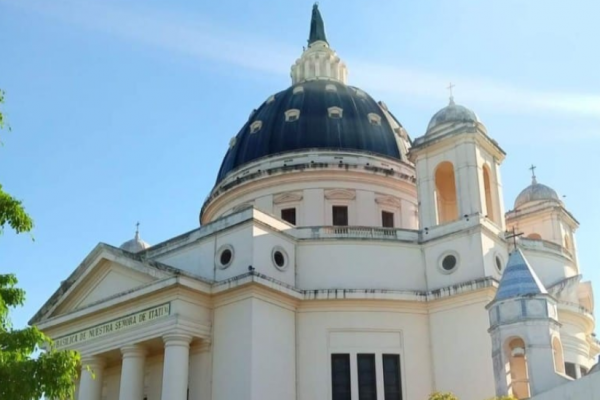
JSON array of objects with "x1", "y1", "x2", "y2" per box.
[{"x1": 4, "y1": 0, "x2": 600, "y2": 119}]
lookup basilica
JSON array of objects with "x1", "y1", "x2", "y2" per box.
[{"x1": 30, "y1": 5, "x2": 599, "y2": 400}]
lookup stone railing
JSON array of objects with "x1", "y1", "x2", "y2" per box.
[
  {"x1": 519, "y1": 238, "x2": 573, "y2": 259},
  {"x1": 290, "y1": 226, "x2": 419, "y2": 242}
]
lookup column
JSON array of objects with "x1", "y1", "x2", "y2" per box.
[
  {"x1": 79, "y1": 356, "x2": 105, "y2": 400},
  {"x1": 161, "y1": 333, "x2": 192, "y2": 400},
  {"x1": 119, "y1": 345, "x2": 147, "y2": 400}
]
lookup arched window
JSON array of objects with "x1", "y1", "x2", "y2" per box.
[
  {"x1": 527, "y1": 233, "x2": 542, "y2": 240},
  {"x1": 552, "y1": 337, "x2": 566, "y2": 374},
  {"x1": 506, "y1": 337, "x2": 530, "y2": 399},
  {"x1": 435, "y1": 161, "x2": 458, "y2": 224},
  {"x1": 483, "y1": 165, "x2": 496, "y2": 224}
]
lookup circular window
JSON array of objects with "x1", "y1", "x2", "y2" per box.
[
  {"x1": 439, "y1": 252, "x2": 459, "y2": 274},
  {"x1": 216, "y1": 245, "x2": 234, "y2": 269},
  {"x1": 495, "y1": 255, "x2": 503, "y2": 273},
  {"x1": 272, "y1": 246, "x2": 288, "y2": 271}
]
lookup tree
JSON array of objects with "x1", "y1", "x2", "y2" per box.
[{"x1": 0, "y1": 90, "x2": 80, "y2": 399}]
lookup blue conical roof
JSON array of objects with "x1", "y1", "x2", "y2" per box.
[{"x1": 494, "y1": 248, "x2": 547, "y2": 301}]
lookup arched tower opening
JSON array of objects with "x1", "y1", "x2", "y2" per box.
[
  {"x1": 506, "y1": 337, "x2": 530, "y2": 399},
  {"x1": 434, "y1": 161, "x2": 458, "y2": 224},
  {"x1": 552, "y1": 337, "x2": 566, "y2": 374},
  {"x1": 483, "y1": 164, "x2": 496, "y2": 224}
]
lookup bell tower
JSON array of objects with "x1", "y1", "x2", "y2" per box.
[
  {"x1": 409, "y1": 97, "x2": 506, "y2": 231},
  {"x1": 487, "y1": 249, "x2": 568, "y2": 398}
]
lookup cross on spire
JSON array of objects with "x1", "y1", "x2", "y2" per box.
[
  {"x1": 447, "y1": 82, "x2": 455, "y2": 104},
  {"x1": 506, "y1": 226, "x2": 524, "y2": 251},
  {"x1": 529, "y1": 164, "x2": 537, "y2": 184},
  {"x1": 135, "y1": 222, "x2": 140, "y2": 239}
]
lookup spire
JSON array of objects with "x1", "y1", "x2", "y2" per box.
[
  {"x1": 493, "y1": 248, "x2": 547, "y2": 302},
  {"x1": 135, "y1": 221, "x2": 140, "y2": 240},
  {"x1": 308, "y1": 3, "x2": 328, "y2": 45},
  {"x1": 291, "y1": 4, "x2": 348, "y2": 84}
]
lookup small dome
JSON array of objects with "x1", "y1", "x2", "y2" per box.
[
  {"x1": 514, "y1": 177, "x2": 560, "y2": 209},
  {"x1": 426, "y1": 98, "x2": 479, "y2": 134},
  {"x1": 120, "y1": 225, "x2": 150, "y2": 253}
]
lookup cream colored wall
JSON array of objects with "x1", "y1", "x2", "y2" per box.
[
  {"x1": 155, "y1": 240, "x2": 216, "y2": 278},
  {"x1": 252, "y1": 226, "x2": 296, "y2": 286},
  {"x1": 203, "y1": 151, "x2": 418, "y2": 230},
  {"x1": 529, "y1": 372, "x2": 600, "y2": 400},
  {"x1": 296, "y1": 303, "x2": 433, "y2": 400},
  {"x1": 250, "y1": 297, "x2": 296, "y2": 400},
  {"x1": 189, "y1": 348, "x2": 212, "y2": 400},
  {"x1": 212, "y1": 294, "x2": 296, "y2": 400},
  {"x1": 523, "y1": 250, "x2": 577, "y2": 287},
  {"x1": 429, "y1": 295, "x2": 496, "y2": 400},
  {"x1": 423, "y1": 233, "x2": 488, "y2": 291},
  {"x1": 296, "y1": 241, "x2": 425, "y2": 290},
  {"x1": 212, "y1": 298, "x2": 253, "y2": 400}
]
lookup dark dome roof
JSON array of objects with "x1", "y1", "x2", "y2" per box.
[{"x1": 215, "y1": 80, "x2": 403, "y2": 183}]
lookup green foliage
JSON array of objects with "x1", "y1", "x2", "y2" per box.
[
  {"x1": 428, "y1": 392, "x2": 517, "y2": 400},
  {"x1": 429, "y1": 393, "x2": 459, "y2": 400},
  {"x1": 0, "y1": 91, "x2": 80, "y2": 399}
]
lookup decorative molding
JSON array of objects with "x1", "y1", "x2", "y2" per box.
[
  {"x1": 325, "y1": 189, "x2": 356, "y2": 200},
  {"x1": 232, "y1": 203, "x2": 253, "y2": 212},
  {"x1": 375, "y1": 195, "x2": 402, "y2": 208},
  {"x1": 273, "y1": 192, "x2": 303, "y2": 204}
]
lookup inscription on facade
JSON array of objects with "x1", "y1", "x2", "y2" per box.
[{"x1": 54, "y1": 303, "x2": 171, "y2": 348}]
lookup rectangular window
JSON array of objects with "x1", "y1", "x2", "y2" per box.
[
  {"x1": 383, "y1": 354, "x2": 402, "y2": 400},
  {"x1": 357, "y1": 354, "x2": 377, "y2": 400},
  {"x1": 332, "y1": 206, "x2": 349, "y2": 226},
  {"x1": 382, "y1": 211, "x2": 395, "y2": 228},
  {"x1": 281, "y1": 208, "x2": 296, "y2": 225},
  {"x1": 331, "y1": 354, "x2": 351, "y2": 400},
  {"x1": 565, "y1": 362, "x2": 577, "y2": 379}
]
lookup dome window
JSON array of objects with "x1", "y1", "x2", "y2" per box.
[
  {"x1": 285, "y1": 109, "x2": 301, "y2": 122},
  {"x1": 250, "y1": 120, "x2": 262, "y2": 134},
  {"x1": 368, "y1": 113, "x2": 382, "y2": 126},
  {"x1": 355, "y1": 89, "x2": 367, "y2": 99},
  {"x1": 229, "y1": 136, "x2": 237, "y2": 149},
  {"x1": 328, "y1": 106, "x2": 343, "y2": 119},
  {"x1": 293, "y1": 86, "x2": 304, "y2": 94},
  {"x1": 325, "y1": 84, "x2": 337, "y2": 92}
]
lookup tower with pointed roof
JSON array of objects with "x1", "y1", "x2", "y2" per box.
[{"x1": 488, "y1": 249, "x2": 570, "y2": 398}]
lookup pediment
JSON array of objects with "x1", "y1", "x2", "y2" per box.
[
  {"x1": 31, "y1": 244, "x2": 174, "y2": 324},
  {"x1": 325, "y1": 189, "x2": 356, "y2": 200},
  {"x1": 375, "y1": 195, "x2": 402, "y2": 207},
  {"x1": 273, "y1": 191, "x2": 303, "y2": 204}
]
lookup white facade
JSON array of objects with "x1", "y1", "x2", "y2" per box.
[{"x1": 31, "y1": 5, "x2": 599, "y2": 400}]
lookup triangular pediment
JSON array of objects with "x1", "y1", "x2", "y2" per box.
[{"x1": 30, "y1": 244, "x2": 175, "y2": 324}]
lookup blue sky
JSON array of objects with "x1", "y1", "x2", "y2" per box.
[{"x1": 1, "y1": 0, "x2": 599, "y2": 329}]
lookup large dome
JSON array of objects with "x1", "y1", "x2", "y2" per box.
[{"x1": 215, "y1": 79, "x2": 404, "y2": 183}]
